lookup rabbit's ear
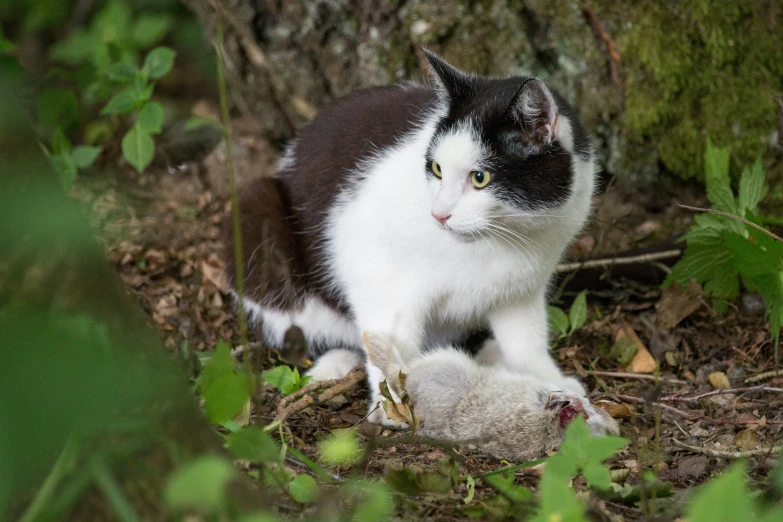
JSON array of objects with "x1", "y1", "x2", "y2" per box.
[{"x1": 362, "y1": 331, "x2": 406, "y2": 391}]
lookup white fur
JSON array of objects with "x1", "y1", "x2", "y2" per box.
[
  {"x1": 306, "y1": 348, "x2": 363, "y2": 381},
  {"x1": 255, "y1": 296, "x2": 360, "y2": 348}
]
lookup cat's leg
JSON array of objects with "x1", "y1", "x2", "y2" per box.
[
  {"x1": 354, "y1": 305, "x2": 425, "y2": 427},
  {"x1": 488, "y1": 289, "x2": 586, "y2": 396},
  {"x1": 306, "y1": 349, "x2": 364, "y2": 381}
]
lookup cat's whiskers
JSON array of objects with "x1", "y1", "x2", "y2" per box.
[
  {"x1": 484, "y1": 223, "x2": 532, "y2": 259},
  {"x1": 485, "y1": 222, "x2": 547, "y2": 260}
]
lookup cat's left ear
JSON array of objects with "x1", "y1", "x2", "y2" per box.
[
  {"x1": 424, "y1": 49, "x2": 472, "y2": 102},
  {"x1": 510, "y1": 79, "x2": 559, "y2": 146}
]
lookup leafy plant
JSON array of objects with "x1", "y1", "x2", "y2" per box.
[
  {"x1": 199, "y1": 339, "x2": 252, "y2": 424},
  {"x1": 666, "y1": 138, "x2": 783, "y2": 348},
  {"x1": 262, "y1": 365, "x2": 312, "y2": 396},
  {"x1": 549, "y1": 290, "x2": 589, "y2": 340}
]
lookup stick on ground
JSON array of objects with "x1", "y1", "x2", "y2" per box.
[
  {"x1": 672, "y1": 439, "x2": 781, "y2": 459},
  {"x1": 273, "y1": 366, "x2": 367, "y2": 424}
]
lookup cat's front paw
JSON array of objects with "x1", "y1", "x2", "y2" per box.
[{"x1": 555, "y1": 375, "x2": 587, "y2": 397}]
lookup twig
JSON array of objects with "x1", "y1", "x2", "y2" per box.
[
  {"x1": 677, "y1": 203, "x2": 783, "y2": 244},
  {"x1": 599, "y1": 393, "x2": 693, "y2": 418},
  {"x1": 586, "y1": 370, "x2": 688, "y2": 384},
  {"x1": 661, "y1": 386, "x2": 783, "y2": 403},
  {"x1": 273, "y1": 366, "x2": 367, "y2": 423},
  {"x1": 556, "y1": 249, "x2": 682, "y2": 273},
  {"x1": 672, "y1": 439, "x2": 781, "y2": 459},
  {"x1": 581, "y1": 0, "x2": 623, "y2": 100},
  {"x1": 745, "y1": 370, "x2": 783, "y2": 384}
]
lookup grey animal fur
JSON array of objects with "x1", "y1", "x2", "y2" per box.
[{"x1": 364, "y1": 333, "x2": 620, "y2": 462}]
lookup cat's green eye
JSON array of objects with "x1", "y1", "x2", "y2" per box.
[
  {"x1": 431, "y1": 161, "x2": 442, "y2": 178},
  {"x1": 471, "y1": 170, "x2": 491, "y2": 188}
]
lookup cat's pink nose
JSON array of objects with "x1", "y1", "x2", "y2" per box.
[{"x1": 432, "y1": 212, "x2": 451, "y2": 225}]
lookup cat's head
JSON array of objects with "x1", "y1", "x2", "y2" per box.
[{"x1": 423, "y1": 50, "x2": 593, "y2": 241}]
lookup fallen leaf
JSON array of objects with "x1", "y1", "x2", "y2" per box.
[
  {"x1": 201, "y1": 260, "x2": 229, "y2": 293},
  {"x1": 708, "y1": 371, "x2": 731, "y2": 390},
  {"x1": 656, "y1": 280, "x2": 703, "y2": 329},
  {"x1": 735, "y1": 429, "x2": 759, "y2": 451},
  {"x1": 615, "y1": 322, "x2": 657, "y2": 373},
  {"x1": 594, "y1": 400, "x2": 634, "y2": 419},
  {"x1": 676, "y1": 455, "x2": 708, "y2": 479}
]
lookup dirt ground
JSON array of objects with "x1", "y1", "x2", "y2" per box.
[{"x1": 73, "y1": 115, "x2": 782, "y2": 520}]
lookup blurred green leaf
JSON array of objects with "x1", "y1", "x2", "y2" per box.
[
  {"x1": 143, "y1": 47, "x2": 176, "y2": 79},
  {"x1": 121, "y1": 124, "x2": 154, "y2": 173},
  {"x1": 346, "y1": 481, "x2": 394, "y2": 522},
  {"x1": 132, "y1": 14, "x2": 174, "y2": 48},
  {"x1": 50, "y1": 154, "x2": 77, "y2": 191},
  {"x1": 686, "y1": 463, "x2": 754, "y2": 522},
  {"x1": 224, "y1": 427, "x2": 278, "y2": 463},
  {"x1": 71, "y1": 146, "x2": 101, "y2": 168},
  {"x1": 532, "y1": 471, "x2": 589, "y2": 522},
  {"x1": 36, "y1": 89, "x2": 79, "y2": 130},
  {"x1": 289, "y1": 474, "x2": 319, "y2": 504},
  {"x1": 704, "y1": 138, "x2": 735, "y2": 214},
  {"x1": 738, "y1": 157, "x2": 766, "y2": 213},
  {"x1": 318, "y1": 429, "x2": 362, "y2": 466},
  {"x1": 104, "y1": 63, "x2": 139, "y2": 83},
  {"x1": 138, "y1": 102, "x2": 164, "y2": 134},
  {"x1": 164, "y1": 455, "x2": 236, "y2": 514},
  {"x1": 102, "y1": 89, "x2": 138, "y2": 115}
]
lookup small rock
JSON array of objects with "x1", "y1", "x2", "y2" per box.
[
  {"x1": 715, "y1": 434, "x2": 736, "y2": 448},
  {"x1": 676, "y1": 455, "x2": 708, "y2": 479},
  {"x1": 689, "y1": 427, "x2": 710, "y2": 438},
  {"x1": 708, "y1": 371, "x2": 731, "y2": 390},
  {"x1": 708, "y1": 394, "x2": 736, "y2": 407},
  {"x1": 735, "y1": 429, "x2": 760, "y2": 451},
  {"x1": 359, "y1": 421, "x2": 382, "y2": 437},
  {"x1": 741, "y1": 293, "x2": 766, "y2": 315}
]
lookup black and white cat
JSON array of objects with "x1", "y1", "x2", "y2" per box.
[{"x1": 226, "y1": 51, "x2": 596, "y2": 425}]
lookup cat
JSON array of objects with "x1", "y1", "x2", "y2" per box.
[
  {"x1": 225, "y1": 50, "x2": 596, "y2": 425},
  {"x1": 363, "y1": 332, "x2": 620, "y2": 460}
]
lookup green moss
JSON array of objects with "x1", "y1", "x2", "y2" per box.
[{"x1": 606, "y1": 0, "x2": 783, "y2": 179}]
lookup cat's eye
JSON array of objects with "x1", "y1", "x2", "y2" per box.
[
  {"x1": 470, "y1": 170, "x2": 491, "y2": 188},
  {"x1": 431, "y1": 161, "x2": 442, "y2": 178}
]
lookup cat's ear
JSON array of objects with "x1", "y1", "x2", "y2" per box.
[
  {"x1": 424, "y1": 49, "x2": 472, "y2": 101},
  {"x1": 510, "y1": 79, "x2": 559, "y2": 146}
]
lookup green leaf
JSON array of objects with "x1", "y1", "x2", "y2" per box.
[
  {"x1": 50, "y1": 128, "x2": 71, "y2": 155},
  {"x1": 142, "y1": 46, "x2": 176, "y2": 80},
  {"x1": 164, "y1": 455, "x2": 236, "y2": 514},
  {"x1": 463, "y1": 475, "x2": 476, "y2": 504},
  {"x1": 347, "y1": 481, "x2": 395, "y2": 522},
  {"x1": 204, "y1": 373, "x2": 249, "y2": 424},
  {"x1": 548, "y1": 306, "x2": 569, "y2": 337},
  {"x1": 568, "y1": 290, "x2": 588, "y2": 334},
  {"x1": 36, "y1": 89, "x2": 79, "y2": 129},
  {"x1": 132, "y1": 14, "x2": 173, "y2": 47},
  {"x1": 738, "y1": 157, "x2": 767, "y2": 214},
  {"x1": 237, "y1": 513, "x2": 281, "y2": 522},
  {"x1": 703, "y1": 138, "x2": 735, "y2": 214},
  {"x1": 0, "y1": 37, "x2": 18, "y2": 53},
  {"x1": 102, "y1": 88, "x2": 138, "y2": 115},
  {"x1": 71, "y1": 146, "x2": 101, "y2": 168},
  {"x1": 50, "y1": 153, "x2": 77, "y2": 192},
  {"x1": 483, "y1": 472, "x2": 534, "y2": 503},
  {"x1": 104, "y1": 63, "x2": 139, "y2": 83},
  {"x1": 121, "y1": 125, "x2": 154, "y2": 173},
  {"x1": 200, "y1": 340, "x2": 235, "y2": 392},
  {"x1": 262, "y1": 365, "x2": 297, "y2": 395},
  {"x1": 138, "y1": 102, "x2": 164, "y2": 134},
  {"x1": 582, "y1": 462, "x2": 612, "y2": 490},
  {"x1": 686, "y1": 462, "x2": 754, "y2": 522},
  {"x1": 318, "y1": 429, "x2": 362, "y2": 466},
  {"x1": 288, "y1": 474, "x2": 319, "y2": 503},
  {"x1": 532, "y1": 471, "x2": 589, "y2": 522},
  {"x1": 224, "y1": 427, "x2": 278, "y2": 463}
]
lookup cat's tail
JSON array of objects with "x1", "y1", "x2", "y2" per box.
[{"x1": 362, "y1": 331, "x2": 410, "y2": 395}]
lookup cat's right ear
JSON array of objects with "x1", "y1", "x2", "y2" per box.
[{"x1": 423, "y1": 49, "x2": 472, "y2": 102}]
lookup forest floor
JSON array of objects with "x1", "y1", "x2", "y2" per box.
[{"x1": 73, "y1": 114, "x2": 782, "y2": 520}]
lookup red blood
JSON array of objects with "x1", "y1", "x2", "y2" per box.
[{"x1": 558, "y1": 405, "x2": 580, "y2": 428}]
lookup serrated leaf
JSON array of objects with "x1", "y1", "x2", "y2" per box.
[
  {"x1": 582, "y1": 462, "x2": 612, "y2": 490},
  {"x1": 104, "y1": 62, "x2": 139, "y2": 83},
  {"x1": 289, "y1": 474, "x2": 319, "y2": 503},
  {"x1": 71, "y1": 146, "x2": 101, "y2": 168},
  {"x1": 138, "y1": 102, "x2": 163, "y2": 134},
  {"x1": 548, "y1": 306, "x2": 569, "y2": 336},
  {"x1": 533, "y1": 471, "x2": 589, "y2": 522},
  {"x1": 121, "y1": 124, "x2": 154, "y2": 173},
  {"x1": 738, "y1": 157, "x2": 766, "y2": 213},
  {"x1": 164, "y1": 455, "x2": 236, "y2": 513},
  {"x1": 224, "y1": 427, "x2": 279, "y2": 463},
  {"x1": 132, "y1": 14, "x2": 173, "y2": 47},
  {"x1": 142, "y1": 46, "x2": 176, "y2": 79},
  {"x1": 704, "y1": 138, "x2": 735, "y2": 214},
  {"x1": 568, "y1": 290, "x2": 588, "y2": 334},
  {"x1": 102, "y1": 88, "x2": 138, "y2": 115},
  {"x1": 686, "y1": 462, "x2": 754, "y2": 522}
]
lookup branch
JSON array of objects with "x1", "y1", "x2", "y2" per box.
[
  {"x1": 672, "y1": 439, "x2": 781, "y2": 459},
  {"x1": 586, "y1": 370, "x2": 688, "y2": 385},
  {"x1": 273, "y1": 366, "x2": 367, "y2": 424},
  {"x1": 556, "y1": 249, "x2": 682, "y2": 273},
  {"x1": 677, "y1": 203, "x2": 783, "y2": 243},
  {"x1": 598, "y1": 393, "x2": 693, "y2": 417},
  {"x1": 660, "y1": 386, "x2": 783, "y2": 403},
  {"x1": 745, "y1": 370, "x2": 783, "y2": 384}
]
